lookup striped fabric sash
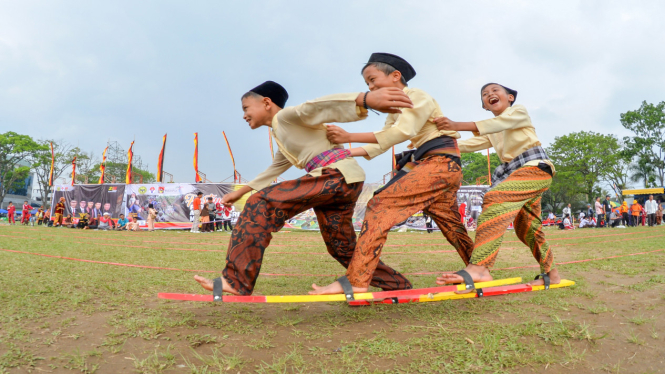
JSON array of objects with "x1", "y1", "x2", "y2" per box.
[
  {"x1": 305, "y1": 148, "x2": 351, "y2": 173},
  {"x1": 492, "y1": 145, "x2": 550, "y2": 186}
]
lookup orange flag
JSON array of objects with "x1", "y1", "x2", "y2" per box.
[
  {"x1": 48, "y1": 142, "x2": 55, "y2": 187},
  {"x1": 157, "y1": 134, "x2": 167, "y2": 182},
  {"x1": 71, "y1": 157, "x2": 76, "y2": 186},
  {"x1": 194, "y1": 133, "x2": 201, "y2": 182},
  {"x1": 98, "y1": 146, "x2": 108, "y2": 184},
  {"x1": 222, "y1": 131, "x2": 237, "y2": 183},
  {"x1": 126, "y1": 141, "x2": 134, "y2": 184}
]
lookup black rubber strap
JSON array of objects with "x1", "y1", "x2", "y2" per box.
[
  {"x1": 476, "y1": 288, "x2": 484, "y2": 297},
  {"x1": 213, "y1": 277, "x2": 223, "y2": 302},
  {"x1": 363, "y1": 91, "x2": 369, "y2": 110},
  {"x1": 337, "y1": 276, "x2": 355, "y2": 301},
  {"x1": 534, "y1": 273, "x2": 550, "y2": 290},
  {"x1": 455, "y1": 270, "x2": 475, "y2": 291}
]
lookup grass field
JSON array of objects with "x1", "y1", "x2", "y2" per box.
[{"x1": 1, "y1": 223, "x2": 664, "y2": 373}]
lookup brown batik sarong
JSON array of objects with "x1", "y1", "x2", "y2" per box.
[
  {"x1": 223, "y1": 169, "x2": 412, "y2": 295},
  {"x1": 345, "y1": 155, "x2": 474, "y2": 288}
]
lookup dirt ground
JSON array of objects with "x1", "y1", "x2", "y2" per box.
[{"x1": 1, "y1": 224, "x2": 664, "y2": 373}]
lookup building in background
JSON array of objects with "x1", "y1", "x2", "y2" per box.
[{"x1": 1, "y1": 160, "x2": 39, "y2": 209}]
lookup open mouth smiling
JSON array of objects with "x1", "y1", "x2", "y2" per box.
[{"x1": 489, "y1": 97, "x2": 499, "y2": 105}]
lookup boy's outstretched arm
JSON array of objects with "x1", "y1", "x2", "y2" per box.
[
  {"x1": 326, "y1": 125, "x2": 378, "y2": 144},
  {"x1": 431, "y1": 117, "x2": 478, "y2": 132}
]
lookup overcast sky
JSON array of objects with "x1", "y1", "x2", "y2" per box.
[{"x1": 2, "y1": 1, "x2": 664, "y2": 186}]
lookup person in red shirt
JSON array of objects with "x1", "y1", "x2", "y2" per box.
[
  {"x1": 7, "y1": 202, "x2": 16, "y2": 224},
  {"x1": 53, "y1": 197, "x2": 66, "y2": 227},
  {"x1": 458, "y1": 201, "x2": 467, "y2": 225},
  {"x1": 21, "y1": 201, "x2": 31, "y2": 224}
]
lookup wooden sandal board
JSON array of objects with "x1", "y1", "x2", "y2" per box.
[
  {"x1": 348, "y1": 279, "x2": 575, "y2": 306},
  {"x1": 157, "y1": 277, "x2": 522, "y2": 304}
]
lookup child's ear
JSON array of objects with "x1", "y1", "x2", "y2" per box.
[
  {"x1": 508, "y1": 94, "x2": 515, "y2": 104},
  {"x1": 392, "y1": 70, "x2": 402, "y2": 83}
]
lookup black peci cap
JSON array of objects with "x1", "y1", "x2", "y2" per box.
[
  {"x1": 367, "y1": 53, "x2": 416, "y2": 82},
  {"x1": 481, "y1": 83, "x2": 518, "y2": 107},
  {"x1": 249, "y1": 81, "x2": 289, "y2": 108}
]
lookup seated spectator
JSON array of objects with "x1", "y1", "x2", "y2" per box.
[
  {"x1": 44, "y1": 210, "x2": 52, "y2": 227},
  {"x1": 87, "y1": 216, "x2": 98, "y2": 230},
  {"x1": 126, "y1": 216, "x2": 141, "y2": 231},
  {"x1": 63, "y1": 214, "x2": 74, "y2": 228},
  {"x1": 77, "y1": 213, "x2": 90, "y2": 229},
  {"x1": 609, "y1": 210, "x2": 622, "y2": 228},
  {"x1": 116, "y1": 214, "x2": 129, "y2": 230},
  {"x1": 97, "y1": 212, "x2": 115, "y2": 230},
  {"x1": 562, "y1": 214, "x2": 574, "y2": 230},
  {"x1": 579, "y1": 217, "x2": 595, "y2": 228}
]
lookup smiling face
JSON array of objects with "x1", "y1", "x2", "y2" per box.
[
  {"x1": 95, "y1": 202, "x2": 101, "y2": 210},
  {"x1": 87, "y1": 202, "x2": 94, "y2": 209},
  {"x1": 70, "y1": 200, "x2": 77, "y2": 209},
  {"x1": 242, "y1": 95, "x2": 273, "y2": 130},
  {"x1": 362, "y1": 65, "x2": 402, "y2": 91},
  {"x1": 79, "y1": 201, "x2": 86, "y2": 209},
  {"x1": 481, "y1": 84, "x2": 514, "y2": 115},
  {"x1": 104, "y1": 203, "x2": 111, "y2": 211}
]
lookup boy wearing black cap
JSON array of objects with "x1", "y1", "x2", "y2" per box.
[
  {"x1": 311, "y1": 53, "x2": 474, "y2": 296},
  {"x1": 194, "y1": 81, "x2": 415, "y2": 296},
  {"x1": 433, "y1": 83, "x2": 561, "y2": 290}
]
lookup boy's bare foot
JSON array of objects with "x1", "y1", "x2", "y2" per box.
[
  {"x1": 309, "y1": 281, "x2": 368, "y2": 295},
  {"x1": 527, "y1": 268, "x2": 561, "y2": 286},
  {"x1": 435, "y1": 264, "x2": 493, "y2": 293},
  {"x1": 193, "y1": 275, "x2": 240, "y2": 295}
]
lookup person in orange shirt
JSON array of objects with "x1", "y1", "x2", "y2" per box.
[
  {"x1": 630, "y1": 201, "x2": 642, "y2": 227},
  {"x1": 619, "y1": 201, "x2": 629, "y2": 226},
  {"x1": 190, "y1": 192, "x2": 203, "y2": 233}
]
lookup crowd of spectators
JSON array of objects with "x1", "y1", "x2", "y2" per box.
[{"x1": 552, "y1": 194, "x2": 664, "y2": 230}]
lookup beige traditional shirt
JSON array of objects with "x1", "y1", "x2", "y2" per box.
[
  {"x1": 247, "y1": 93, "x2": 368, "y2": 191},
  {"x1": 458, "y1": 104, "x2": 555, "y2": 170},
  {"x1": 361, "y1": 87, "x2": 460, "y2": 160}
]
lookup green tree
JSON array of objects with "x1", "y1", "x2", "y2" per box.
[
  {"x1": 0, "y1": 132, "x2": 47, "y2": 207},
  {"x1": 460, "y1": 151, "x2": 501, "y2": 185},
  {"x1": 630, "y1": 156, "x2": 657, "y2": 188},
  {"x1": 620, "y1": 101, "x2": 665, "y2": 186},
  {"x1": 547, "y1": 131, "x2": 622, "y2": 202},
  {"x1": 30, "y1": 140, "x2": 76, "y2": 207},
  {"x1": 601, "y1": 147, "x2": 633, "y2": 202}
]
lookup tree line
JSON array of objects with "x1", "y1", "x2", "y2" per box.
[{"x1": 0, "y1": 132, "x2": 154, "y2": 209}]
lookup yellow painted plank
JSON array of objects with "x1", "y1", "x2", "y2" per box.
[
  {"x1": 453, "y1": 277, "x2": 522, "y2": 292},
  {"x1": 263, "y1": 277, "x2": 522, "y2": 303},
  {"x1": 530, "y1": 279, "x2": 575, "y2": 291}
]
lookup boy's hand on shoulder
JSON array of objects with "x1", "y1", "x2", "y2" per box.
[
  {"x1": 362, "y1": 88, "x2": 413, "y2": 113},
  {"x1": 326, "y1": 125, "x2": 350, "y2": 144},
  {"x1": 221, "y1": 192, "x2": 241, "y2": 206},
  {"x1": 432, "y1": 116, "x2": 457, "y2": 131}
]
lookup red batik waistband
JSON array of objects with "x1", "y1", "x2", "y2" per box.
[{"x1": 305, "y1": 148, "x2": 351, "y2": 173}]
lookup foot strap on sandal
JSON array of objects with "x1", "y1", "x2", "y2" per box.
[
  {"x1": 337, "y1": 276, "x2": 355, "y2": 301},
  {"x1": 534, "y1": 273, "x2": 550, "y2": 290},
  {"x1": 213, "y1": 277, "x2": 223, "y2": 302},
  {"x1": 455, "y1": 270, "x2": 476, "y2": 291}
]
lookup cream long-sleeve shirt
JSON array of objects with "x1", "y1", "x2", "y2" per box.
[
  {"x1": 457, "y1": 104, "x2": 554, "y2": 170},
  {"x1": 246, "y1": 93, "x2": 368, "y2": 191},
  {"x1": 361, "y1": 87, "x2": 460, "y2": 160}
]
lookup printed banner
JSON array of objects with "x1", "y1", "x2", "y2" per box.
[
  {"x1": 123, "y1": 183, "x2": 240, "y2": 229},
  {"x1": 50, "y1": 183, "x2": 491, "y2": 232},
  {"x1": 51, "y1": 184, "x2": 126, "y2": 223}
]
